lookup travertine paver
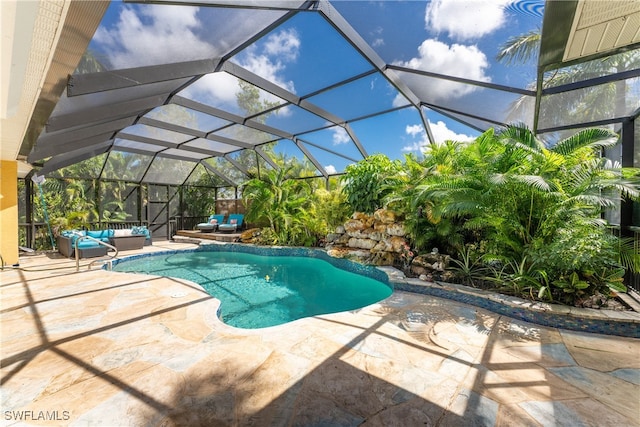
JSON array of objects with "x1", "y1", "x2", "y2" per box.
[{"x1": 1, "y1": 241, "x2": 639, "y2": 426}]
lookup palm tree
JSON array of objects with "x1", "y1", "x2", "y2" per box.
[{"x1": 242, "y1": 166, "x2": 316, "y2": 245}]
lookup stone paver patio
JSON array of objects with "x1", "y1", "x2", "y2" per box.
[{"x1": 1, "y1": 240, "x2": 639, "y2": 426}]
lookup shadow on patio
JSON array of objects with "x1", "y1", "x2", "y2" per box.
[{"x1": 1, "y1": 254, "x2": 638, "y2": 426}]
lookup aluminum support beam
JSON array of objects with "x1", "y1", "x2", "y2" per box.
[
  {"x1": 244, "y1": 119, "x2": 293, "y2": 140},
  {"x1": 387, "y1": 64, "x2": 535, "y2": 96},
  {"x1": 35, "y1": 117, "x2": 136, "y2": 147},
  {"x1": 126, "y1": 0, "x2": 311, "y2": 12},
  {"x1": 221, "y1": 61, "x2": 300, "y2": 105},
  {"x1": 117, "y1": 133, "x2": 181, "y2": 149},
  {"x1": 201, "y1": 161, "x2": 238, "y2": 187},
  {"x1": 541, "y1": 68, "x2": 640, "y2": 96},
  {"x1": 156, "y1": 152, "x2": 207, "y2": 163},
  {"x1": 39, "y1": 142, "x2": 112, "y2": 175},
  {"x1": 223, "y1": 155, "x2": 251, "y2": 177},
  {"x1": 111, "y1": 146, "x2": 160, "y2": 157},
  {"x1": 46, "y1": 94, "x2": 167, "y2": 133},
  {"x1": 29, "y1": 132, "x2": 116, "y2": 162},
  {"x1": 419, "y1": 107, "x2": 436, "y2": 146},
  {"x1": 206, "y1": 133, "x2": 255, "y2": 149},
  {"x1": 296, "y1": 138, "x2": 360, "y2": 163},
  {"x1": 254, "y1": 146, "x2": 280, "y2": 170},
  {"x1": 421, "y1": 102, "x2": 507, "y2": 129},
  {"x1": 172, "y1": 95, "x2": 244, "y2": 124},
  {"x1": 176, "y1": 144, "x2": 225, "y2": 157},
  {"x1": 67, "y1": 58, "x2": 220, "y2": 96},
  {"x1": 294, "y1": 139, "x2": 327, "y2": 178},
  {"x1": 343, "y1": 123, "x2": 368, "y2": 158},
  {"x1": 221, "y1": 61, "x2": 347, "y2": 126},
  {"x1": 138, "y1": 117, "x2": 208, "y2": 138}
]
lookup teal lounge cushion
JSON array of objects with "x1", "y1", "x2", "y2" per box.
[
  {"x1": 87, "y1": 230, "x2": 113, "y2": 240},
  {"x1": 76, "y1": 240, "x2": 102, "y2": 249}
]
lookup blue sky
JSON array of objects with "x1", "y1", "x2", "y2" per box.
[{"x1": 88, "y1": 0, "x2": 545, "y2": 175}]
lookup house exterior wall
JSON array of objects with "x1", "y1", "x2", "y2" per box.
[{"x1": 0, "y1": 160, "x2": 19, "y2": 265}]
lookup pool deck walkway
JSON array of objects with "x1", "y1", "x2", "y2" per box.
[{"x1": 1, "y1": 240, "x2": 639, "y2": 426}]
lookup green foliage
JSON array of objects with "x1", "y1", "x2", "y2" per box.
[
  {"x1": 236, "y1": 80, "x2": 280, "y2": 118},
  {"x1": 182, "y1": 173, "x2": 217, "y2": 217},
  {"x1": 243, "y1": 166, "x2": 322, "y2": 246},
  {"x1": 553, "y1": 272, "x2": 590, "y2": 303},
  {"x1": 487, "y1": 257, "x2": 550, "y2": 300},
  {"x1": 448, "y1": 245, "x2": 488, "y2": 287},
  {"x1": 341, "y1": 154, "x2": 404, "y2": 214},
  {"x1": 311, "y1": 188, "x2": 351, "y2": 235},
  {"x1": 387, "y1": 124, "x2": 639, "y2": 305}
]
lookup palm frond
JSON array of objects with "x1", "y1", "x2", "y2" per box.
[
  {"x1": 617, "y1": 237, "x2": 640, "y2": 273},
  {"x1": 496, "y1": 30, "x2": 541, "y2": 66},
  {"x1": 551, "y1": 128, "x2": 618, "y2": 156},
  {"x1": 509, "y1": 174, "x2": 552, "y2": 192},
  {"x1": 498, "y1": 123, "x2": 544, "y2": 150}
]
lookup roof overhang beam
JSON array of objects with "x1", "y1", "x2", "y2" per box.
[{"x1": 539, "y1": 0, "x2": 640, "y2": 73}]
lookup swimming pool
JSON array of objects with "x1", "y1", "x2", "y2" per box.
[{"x1": 111, "y1": 245, "x2": 393, "y2": 329}]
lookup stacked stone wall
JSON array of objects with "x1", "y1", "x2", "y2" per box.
[{"x1": 325, "y1": 209, "x2": 409, "y2": 266}]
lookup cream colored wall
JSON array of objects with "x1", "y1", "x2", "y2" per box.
[{"x1": 0, "y1": 160, "x2": 19, "y2": 266}]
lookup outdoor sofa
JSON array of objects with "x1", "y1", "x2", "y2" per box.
[{"x1": 57, "y1": 226, "x2": 152, "y2": 258}]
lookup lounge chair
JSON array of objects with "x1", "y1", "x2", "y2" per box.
[
  {"x1": 218, "y1": 214, "x2": 244, "y2": 233},
  {"x1": 196, "y1": 214, "x2": 225, "y2": 232}
]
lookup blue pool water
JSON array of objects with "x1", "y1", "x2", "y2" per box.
[{"x1": 112, "y1": 248, "x2": 392, "y2": 329}]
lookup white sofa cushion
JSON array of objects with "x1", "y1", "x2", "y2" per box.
[{"x1": 113, "y1": 229, "x2": 132, "y2": 237}]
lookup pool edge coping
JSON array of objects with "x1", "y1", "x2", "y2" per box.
[
  {"x1": 377, "y1": 266, "x2": 640, "y2": 338},
  {"x1": 108, "y1": 242, "x2": 640, "y2": 338}
]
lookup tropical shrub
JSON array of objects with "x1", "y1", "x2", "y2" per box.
[
  {"x1": 388, "y1": 125, "x2": 640, "y2": 305},
  {"x1": 310, "y1": 187, "x2": 351, "y2": 237},
  {"x1": 341, "y1": 154, "x2": 404, "y2": 214},
  {"x1": 243, "y1": 166, "x2": 321, "y2": 246}
]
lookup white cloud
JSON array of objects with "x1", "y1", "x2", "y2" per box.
[
  {"x1": 182, "y1": 73, "x2": 239, "y2": 108},
  {"x1": 179, "y1": 27, "x2": 300, "y2": 115},
  {"x1": 393, "y1": 38, "x2": 490, "y2": 102},
  {"x1": 95, "y1": 7, "x2": 298, "y2": 115},
  {"x1": 429, "y1": 120, "x2": 475, "y2": 143},
  {"x1": 405, "y1": 124, "x2": 423, "y2": 137},
  {"x1": 401, "y1": 120, "x2": 475, "y2": 152},
  {"x1": 325, "y1": 165, "x2": 337, "y2": 174},
  {"x1": 331, "y1": 126, "x2": 351, "y2": 145},
  {"x1": 372, "y1": 38, "x2": 385, "y2": 48},
  {"x1": 401, "y1": 141, "x2": 424, "y2": 153},
  {"x1": 94, "y1": 5, "x2": 215, "y2": 69},
  {"x1": 237, "y1": 28, "x2": 299, "y2": 94},
  {"x1": 425, "y1": 0, "x2": 511, "y2": 41},
  {"x1": 264, "y1": 28, "x2": 300, "y2": 61}
]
